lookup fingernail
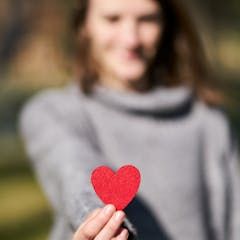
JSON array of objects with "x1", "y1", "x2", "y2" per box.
[
  {"x1": 103, "y1": 204, "x2": 115, "y2": 215},
  {"x1": 114, "y1": 211, "x2": 125, "y2": 222}
]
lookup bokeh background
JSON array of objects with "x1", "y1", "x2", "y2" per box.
[{"x1": 0, "y1": 0, "x2": 239, "y2": 239}]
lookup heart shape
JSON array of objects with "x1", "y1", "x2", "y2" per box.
[{"x1": 91, "y1": 165, "x2": 141, "y2": 210}]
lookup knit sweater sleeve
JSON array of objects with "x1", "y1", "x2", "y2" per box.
[
  {"x1": 18, "y1": 88, "x2": 137, "y2": 238},
  {"x1": 210, "y1": 107, "x2": 240, "y2": 240},
  {"x1": 216, "y1": 109, "x2": 240, "y2": 240},
  {"x1": 227, "y1": 126, "x2": 240, "y2": 240}
]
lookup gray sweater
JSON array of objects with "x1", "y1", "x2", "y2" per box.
[{"x1": 18, "y1": 81, "x2": 240, "y2": 240}]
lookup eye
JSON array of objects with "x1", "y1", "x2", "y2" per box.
[
  {"x1": 138, "y1": 13, "x2": 162, "y2": 23},
  {"x1": 104, "y1": 15, "x2": 121, "y2": 23}
]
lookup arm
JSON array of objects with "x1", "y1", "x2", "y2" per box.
[
  {"x1": 217, "y1": 111, "x2": 240, "y2": 240},
  {"x1": 18, "y1": 90, "x2": 105, "y2": 229},
  {"x1": 227, "y1": 132, "x2": 240, "y2": 240},
  {"x1": 18, "y1": 90, "x2": 137, "y2": 238},
  {"x1": 201, "y1": 105, "x2": 240, "y2": 240}
]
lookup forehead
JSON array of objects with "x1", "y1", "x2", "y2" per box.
[{"x1": 88, "y1": 0, "x2": 160, "y2": 14}]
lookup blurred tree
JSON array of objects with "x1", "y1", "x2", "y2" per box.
[{"x1": 0, "y1": 0, "x2": 39, "y2": 77}]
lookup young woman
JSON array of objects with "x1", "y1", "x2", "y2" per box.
[{"x1": 19, "y1": 0, "x2": 240, "y2": 239}]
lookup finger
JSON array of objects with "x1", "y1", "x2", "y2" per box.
[
  {"x1": 73, "y1": 206, "x2": 112, "y2": 240},
  {"x1": 81, "y1": 208, "x2": 102, "y2": 227},
  {"x1": 75, "y1": 204, "x2": 116, "y2": 240},
  {"x1": 113, "y1": 227, "x2": 124, "y2": 237},
  {"x1": 75, "y1": 207, "x2": 102, "y2": 237},
  {"x1": 112, "y1": 228, "x2": 129, "y2": 240},
  {"x1": 95, "y1": 210, "x2": 126, "y2": 240}
]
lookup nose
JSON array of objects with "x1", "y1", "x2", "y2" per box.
[{"x1": 120, "y1": 21, "x2": 140, "y2": 49}]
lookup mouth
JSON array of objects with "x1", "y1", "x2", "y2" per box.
[{"x1": 118, "y1": 51, "x2": 144, "y2": 62}]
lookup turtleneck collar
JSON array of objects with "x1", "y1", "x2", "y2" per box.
[
  {"x1": 68, "y1": 81, "x2": 194, "y2": 117},
  {"x1": 92, "y1": 83, "x2": 194, "y2": 115}
]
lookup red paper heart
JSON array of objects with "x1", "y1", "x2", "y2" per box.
[{"x1": 91, "y1": 165, "x2": 141, "y2": 210}]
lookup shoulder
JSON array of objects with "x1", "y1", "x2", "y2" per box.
[
  {"x1": 19, "y1": 81, "x2": 86, "y2": 118},
  {"x1": 197, "y1": 101, "x2": 235, "y2": 150},
  {"x1": 200, "y1": 102, "x2": 229, "y2": 129},
  {"x1": 18, "y1": 82, "x2": 88, "y2": 133},
  {"x1": 22, "y1": 82, "x2": 84, "y2": 113}
]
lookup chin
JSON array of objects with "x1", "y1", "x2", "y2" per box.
[
  {"x1": 115, "y1": 73, "x2": 143, "y2": 83},
  {"x1": 115, "y1": 68, "x2": 146, "y2": 82}
]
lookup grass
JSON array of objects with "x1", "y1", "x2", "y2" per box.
[{"x1": 0, "y1": 132, "x2": 52, "y2": 240}]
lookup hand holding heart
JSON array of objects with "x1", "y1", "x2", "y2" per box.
[
  {"x1": 73, "y1": 204, "x2": 129, "y2": 240},
  {"x1": 73, "y1": 165, "x2": 141, "y2": 240}
]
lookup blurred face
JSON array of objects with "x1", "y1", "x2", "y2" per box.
[{"x1": 83, "y1": 0, "x2": 163, "y2": 91}]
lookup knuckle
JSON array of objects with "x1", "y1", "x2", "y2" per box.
[
  {"x1": 89, "y1": 208, "x2": 101, "y2": 217},
  {"x1": 97, "y1": 213, "x2": 108, "y2": 223},
  {"x1": 80, "y1": 227, "x2": 94, "y2": 240},
  {"x1": 107, "y1": 220, "x2": 118, "y2": 233}
]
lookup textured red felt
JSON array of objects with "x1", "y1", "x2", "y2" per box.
[{"x1": 91, "y1": 165, "x2": 141, "y2": 210}]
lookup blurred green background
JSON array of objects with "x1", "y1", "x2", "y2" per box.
[{"x1": 0, "y1": 0, "x2": 239, "y2": 239}]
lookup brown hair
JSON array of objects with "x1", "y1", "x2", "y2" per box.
[{"x1": 71, "y1": 0, "x2": 223, "y2": 105}]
